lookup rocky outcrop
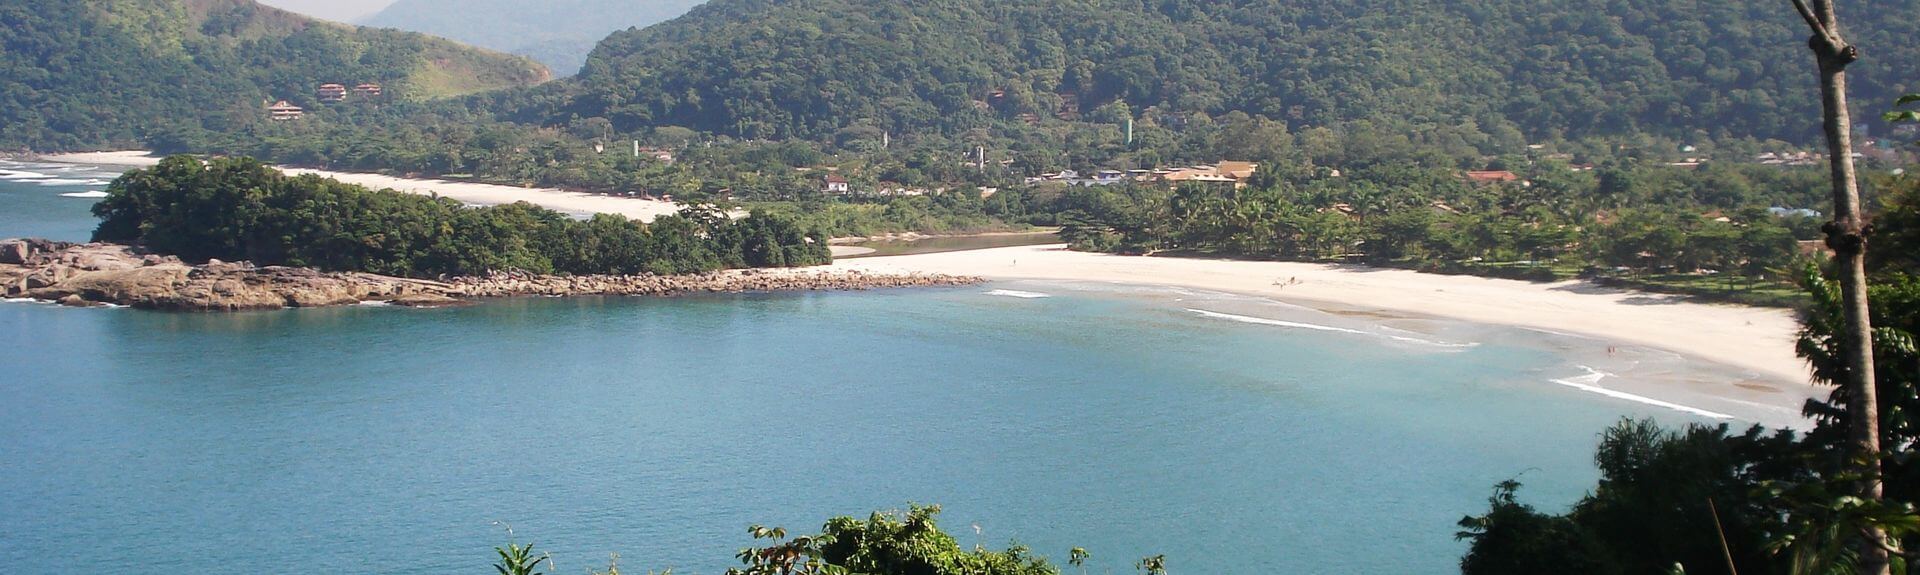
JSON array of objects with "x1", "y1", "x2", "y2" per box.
[{"x1": 0, "y1": 238, "x2": 981, "y2": 312}]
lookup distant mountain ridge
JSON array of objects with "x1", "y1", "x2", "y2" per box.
[
  {"x1": 0, "y1": 0, "x2": 551, "y2": 151},
  {"x1": 515, "y1": 0, "x2": 1918, "y2": 146},
  {"x1": 361, "y1": 0, "x2": 707, "y2": 75}
]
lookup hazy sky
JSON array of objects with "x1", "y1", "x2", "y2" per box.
[{"x1": 258, "y1": 0, "x2": 398, "y2": 23}]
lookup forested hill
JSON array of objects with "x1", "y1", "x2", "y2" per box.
[
  {"x1": 0, "y1": 0, "x2": 551, "y2": 151},
  {"x1": 516, "y1": 0, "x2": 1918, "y2": 145},
  {"x1": 361, "y1": 0, "x2": 707, "y2": 75}
]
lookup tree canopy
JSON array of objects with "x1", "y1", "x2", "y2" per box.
[
  {"x1": 0, "y1": 0, "x2": 549, "y2": 151},
  {"x1": 501, "y1": 0, "x2": 1918, "y2": 147},
  {"x1": 92, "y1": 155, "x2": 831, "y2": 277}
]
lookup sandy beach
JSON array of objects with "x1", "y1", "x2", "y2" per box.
[
  {"x1": 36, "y1": 151, "x2": 682, "y2": 222},
  {"x1": 834, "y1": 244, "x2": 1825, "y2": 423},
  {"x1": 33, "y1": 151, "x2": 1824, "y2": 424}
]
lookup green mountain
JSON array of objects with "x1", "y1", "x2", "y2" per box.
[
  {"x1": 0, "y1": 0, "x2": 551, "y2": 151},
  {"x1": 361, "y1": 0, "x2": 708, "y2": 75},
  {"x1": 524, "y1": 0, "x2": 1918, "y2": 146}
]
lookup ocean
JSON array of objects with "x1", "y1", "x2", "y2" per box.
[{"x1": 0, "y1": 160, "x2": 1749, "y2": 573}]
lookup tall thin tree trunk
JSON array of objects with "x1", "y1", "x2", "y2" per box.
[
  {"x1": 1793, "y1": 1, "x2": 1888, "y2": 572},
  {"x1": 1824, "y1": 58, "x2": 1890, "y2": 574}
]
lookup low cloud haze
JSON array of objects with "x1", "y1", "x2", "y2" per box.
[{"x1": 258, "y1": 0, "x2": 397, "y2": 23}]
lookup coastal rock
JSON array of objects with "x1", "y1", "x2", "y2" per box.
[
  {"x1": 3, "y1": 271, "x2": 24, "y2": 297},
  {"x1": 2, "y1": 239, "x2": 983, "y2": 312},
  {"x1": 387, "y1": 293, "x2": 468, "y2": 308},
  {"x1": 0, "y1": 240, "x2": 28, "y2": 265},
  {"x1": 29, "y1": 265, "x2": 193, "y2": 308}
]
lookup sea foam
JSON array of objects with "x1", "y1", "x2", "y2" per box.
[
  {"x1": 60, "y1": 191, "x2": 109, "y2": 198},
  {"x1": 1550, "y1": 366, "x2": 1734, "y2": 420},
  {"x1": 985, "y1": 289, "x2": 1051, "y2": 299},
  {"x1": 1187, "y1": 308, "x2": 1478, "y2": 349},
  {"x1": 0, "y1": 170, "x2": 51, "y2": 180}
]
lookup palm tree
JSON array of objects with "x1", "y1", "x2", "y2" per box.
[{"x1": 1786, "y1": 2, "x2": 1889, "y2": 572}]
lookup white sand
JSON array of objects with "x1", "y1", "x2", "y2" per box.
[
  {"x1": 34, "y1": 151, "x2": 164, "y2": 168},
  {"x1": 37, "y1": 151, "x2": 682, "y2": 222},
  {"x1": 834, "y1": 244, "x2": 1818, "y2": 389},
  {"x1": 278, "y1": 169, "x2": 681, "y2": 222}
]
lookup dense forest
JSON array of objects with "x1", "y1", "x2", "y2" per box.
[
  {"x1": 0, "y1": 0, "x2": 549, "y2": 151},
  {"x1": 360, "y1": 0, "x2": 706, "y2": 75},
  {"x1": 500, "y1": 0, "x2": 1919, "y2": 148},
  {"x1": 92, "y1": 156, "x2": 831, "y2": 277}
]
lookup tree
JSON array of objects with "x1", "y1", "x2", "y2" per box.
[
  {"x1": 1134, "y1": 554, "x2": 1166, "y2": 575},
  {"x1": 1888, "y1": 95, "x2": 1920, "y2": 147},
  {"x1": 1068, "y1": 548, "x2": 1089, "y2": 575},
  {"x1": 729, "y1": 505, "x2": 1058, "y2": 575},
  {"x1": 495, "y1": 540, "x2": 550, "y2": 575},
  {"x1": 1786, "y1": 1, "x2": 1890, "y2": 571}
]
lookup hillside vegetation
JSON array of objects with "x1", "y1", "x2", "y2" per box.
[
  {"x1": 94, "y1": 155, "x2": 830, "y2": 277},
  {"x1": 361, "y1": 0, "x2": 707, "y2": 75},
  {"x1": 0, "y1": 0, "x2": 550, "y2": 151},
  {"x1": 506, "y1": 0, "x2": 1918, "y2": 147}
]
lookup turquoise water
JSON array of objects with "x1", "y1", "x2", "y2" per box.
[
  {"x1": 0, "y1": 160, "x2": 1717, "y2": 573},
  {"x1": 0, "y1": 160, "x2": 116, "y2": 242}
]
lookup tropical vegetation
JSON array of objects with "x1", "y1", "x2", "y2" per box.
[
  {"x1": 91, "y1": 155, "x2": 831, "y2": 277},
  {"x1": 1456, "y1": 92, "x2": 1920, "y2": 572},
  {"x1": 494, "y1": 505, "x2": 1154, "y2": 575},
  {"x1": 510, "y1": 0, "x2": 1919, "y2": 147},
  {"x1": 0, "y1": 0, "x2": 548, "y2": 151}
]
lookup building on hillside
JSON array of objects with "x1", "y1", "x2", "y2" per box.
[
  {"x1": 267, "y1": 100, "x2": 304, "y2": 121},
  {"x1": 1163, "y1": 162, "x2": 1257, "y2": 189},
  {"x1": 353, "y1": 83, "x2": 383, "y2": 97},
  {"x1": 316, "y1": 84, "x2": 348, "y2": 103},
  {"x1": 823, "y1": 174, "x2": 851, "y2": 194},
  {"x1": 636, "y1": 146, "x2": 676, "y2": 164},
  {"x1": 1464, "y1": 170, "x2": 1522, "y2": 185},
  {"x1": 1216, "y1": 161, "x2": 1258, "y2": 180}
]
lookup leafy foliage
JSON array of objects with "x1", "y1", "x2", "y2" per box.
[
  {"x1": 1456, "y1": 420, "x2": 1814, "y2": 575},
  {"x1": 0, "y1": 0, "x2": 548, "y2": 151},
  {"x1": 90, "y1": 155, "x2": 831, "y2": 277},
  {"x1": 1027, "y1": 161, "x2": 1825, "y2": 293},
  {"x1": 495, "y1": 540, "x2": 550, "y2": 575},
  {"x1": 726, "y1": 505, "x2": 1061, "y2": 575},
  {"x1": 508, "y1": 0, "x2": 1919, "y2": 147}
]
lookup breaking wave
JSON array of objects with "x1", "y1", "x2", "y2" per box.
[
  {"x1": 1187, "y1": 308, "x2": 1479, "y2": 349},
  {"x1": 986, "y1": 289, "x2": 1052, "y2": 299},
  {"x1": 1550, "y1": 366, "x2": 1734, "y2": 420}
]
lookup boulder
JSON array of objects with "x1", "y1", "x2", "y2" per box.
[{"x1": 0, "y1": 240, "x2": 26, "y2": 265}]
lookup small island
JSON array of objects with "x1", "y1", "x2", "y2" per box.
[{"x1": 0, "y1": 156, "x2": 979, "y2": 311}]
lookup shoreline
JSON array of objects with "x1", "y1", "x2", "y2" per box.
[
  {"x1": 30, "y1": 151, "x2": 683, "y2": 223},
  {"x1": 2, "y1": 239, "x2": 982, "y2": 311},
  {"x1": 21, "y1": 152, "x2": 1825, "y2": 424},
  {"x1": 832, "y1": 244, "x2": 1825, "y2": 424}
]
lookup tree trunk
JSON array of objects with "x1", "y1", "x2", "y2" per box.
[{"x1": 1806, "y1": 6, "x2": 1889, "y2": 572}]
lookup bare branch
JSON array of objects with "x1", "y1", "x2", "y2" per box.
[{"x1": 1789, "y1": 0, "x2": 1826, "y2": 35}]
